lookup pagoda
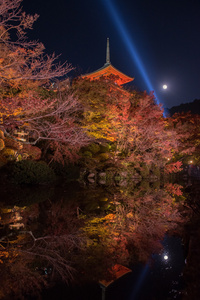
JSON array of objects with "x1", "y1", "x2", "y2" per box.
[{"x1": 82, "y1": 38, "x2": 134, "y2": 86}]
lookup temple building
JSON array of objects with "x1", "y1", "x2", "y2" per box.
[{"x1": 82, "y1": 38, "x2": 134, "y2": 86}]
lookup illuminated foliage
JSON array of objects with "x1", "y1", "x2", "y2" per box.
[
  {"x1": 73, "y1": 78, "x2": 182, "y2": 171},
  {"x1": 72, "y1": 76, "x2": 130, "y2": 141},
  {"x1": 0, "y1": 0, "x2": 90, "y2": 163},
  {"x1": 168, "y1": 112, "x2": 200, "y2": 164},
  {"x1": 80, "y1": 183, "x2": 185, "y2": 270}
]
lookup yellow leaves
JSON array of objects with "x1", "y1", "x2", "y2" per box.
[
  {"x1": 89, "y1": 217, "x2": 104, "y2": 224},
  {"x1": 82, "y1": 103, "x2": 118, "y2": 142},
  {"x1": 126, "y1": 212, "x2": 133, "y2": 219},
  {"x1": 1, "y1": 147, "x2": 16, "y2": 157},
  {"x1": 0, "y1": 100, "x2": 22, "y2": 118},
  {"x1": 13, "y1": 107, "x2": 23, "y2": 116},
  {"x1": 100, "y1": 197, "x2": 108, "y2": 202},
  {"x1": 83, "y1": 119, "x2": 116, "y2": 141},
  {"x1": 104, "y1": 214, "x2": 115, "y2": 221},
  {"x1": 87, "y1": 131, "x2": 115, "y2": 142},
  {"x1": 84, "y1": 214, "x2": 116, "y2": 228},
  {"x1": 83, "y1": 214, "x2": 117, "y2": 244},
  {"x1": 0, "y1": 208, "x2": 12, "y2": 214},
  {"x1": 83, "y1": 110, "x2": 100, "y2": 121}
]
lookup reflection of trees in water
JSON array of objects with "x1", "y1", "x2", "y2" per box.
[
  {"x1": 82, "y1": 184, "x2": 185, "y2": 271},
  {"x1": 0, "y1": 184, "x2": 55, "y2": 206},
  {"x1": 184, "y1": 181, "x2": 200, "y2": 215},
  {"x1": 0, "y1": 199, "x2": 85, "y2": 299},
  {"x1": 181, "y1": 182, "x2": 200, "y2": 299},
  {"x1": 116, "y1": 187, "x2": 184, "y2": 262},
  {"x1": 0, "y1": 181, "x2": 187, "y2": 299}
]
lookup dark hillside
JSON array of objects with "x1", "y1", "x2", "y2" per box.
[{"x1": 168, "y1": 99, "x2": 200, "y2": 116}]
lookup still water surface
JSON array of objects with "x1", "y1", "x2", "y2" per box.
[{"x1": 0, "y1": 179, "x2": 197, "y2": 299}]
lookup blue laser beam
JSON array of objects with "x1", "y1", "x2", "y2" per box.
[
  {"x1": 102, "y1": 0, "x2": 161, "y2": 106},
  {"x1": 129, "y1": 263, "x2": 149, "y2": 299}
]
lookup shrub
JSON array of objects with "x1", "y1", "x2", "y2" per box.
[
  {"x1": 82, "y1": 151, "x2": 93, "y2": 158},
  {"x1": 9, "y1": 160, "x2": 56, "y2": 185},
  {"x1": 1, "y1": 148, "x2": 17, "y2": 160},
  {"x1": 86, "y1": 143, "x2": 100, "y2": 154},
  {"x1": 99, "y1": 143, "x2": 111, "y2": 153},
  {"x1": 97, "y1": 153, "x2": 110, "y2": 162}
]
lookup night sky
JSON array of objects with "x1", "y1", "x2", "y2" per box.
[{"x1": 22, "y1": 0, "x2": 200, "y2": 108}]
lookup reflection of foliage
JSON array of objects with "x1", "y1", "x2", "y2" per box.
[
  {"x1": 50, "y1": 161, "x2": 80, "y2": 181},
  {"x1": 16, "y1": 186, "x2": 54, "y2": 206},
  {"x1": 0, "y1": 255, "x2": 45, "y2": 300},
  {"x1": 18, "y1": 231, "x2": 82, "y2": 282},
  {"x1": 121, "y1": 189, "x2": 184, "y2": 262},
  {"x1": 82, "y1": 184, "x2": 185, "y2": 269},
  {"x1": 78, "y1": 187, "x2": 115, "y2": 213},
  {"x1": 169, "y1": 112, "x2": 200, "y2": 164},
  {"x1": 0, "y1": 181, "x2": 187, "y2": 298},
  {"x1": 8, "y1": 160, "x2": 56, "y2": 185},
  {"x1": 182, "y1": 202, "x2": 200, "y2": 299},
  {"x1": 0, "y1": 197, "x2": 85, "y2": 299},
  {"x1": 80, "y1": 213, "x2": 129, "y2": 281},
  {"x1": 0, "y1": 183, "x2": 54, "y2": 206},
  {"x1": 164, "y1": 183, "x2": 184, "y2": 197}
]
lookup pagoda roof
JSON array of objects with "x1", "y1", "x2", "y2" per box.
[{"x1": 82, "y1": 38, "x2": 134, "y2": 85}]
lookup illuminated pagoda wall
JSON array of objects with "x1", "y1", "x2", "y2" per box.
[{"x1": 82, "y1": 38, "x2": 134, "y2": 86}]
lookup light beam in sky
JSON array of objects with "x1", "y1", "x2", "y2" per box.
[
  {"x1": 102, "y1": 0, "x2": 162, "y2": 107},
  {"x1": 129, "y1": 263, "x2": 149, "y2": 298}
]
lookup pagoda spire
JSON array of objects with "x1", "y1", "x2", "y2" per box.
[
  {"x1": 82, "y1": 38, "x2": 134, "y2": 85},
  {"x1": 106, "y1": 38, "x2": 110, "y2": 64}
]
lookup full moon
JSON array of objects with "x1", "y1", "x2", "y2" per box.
[
  {"x1": 164, "y1": 255, "x2": 169, "y2": 260},
  {"x1": 163, "y1": 84, "x2": 168, "y2": 89}
]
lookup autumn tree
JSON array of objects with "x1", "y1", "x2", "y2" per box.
[
  {"x1": 71, "y1": 76, "x2": 130, "y2": 142},
  {"x1": 167, "y1": 112, "x2": 199, "y2": 164},
  {"x1": 72, "y1": 77, "x2": 182, "y2": 172},
  {"x1": 0, "y1": 0, "x2": 90, "y2": 163},
  {"x1": 122, "y1": 92, "x2": 182, "y2": 169},
  {"x1": 0, "y1": 0, "x2": 70, "y2": 84}
]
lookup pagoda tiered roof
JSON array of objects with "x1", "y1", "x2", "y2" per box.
[{"x1": 82, "y1": 38, "x2": 134, "y2": 86}]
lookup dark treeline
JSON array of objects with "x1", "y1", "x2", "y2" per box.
[{"x1": 168, "y1": 99, "x2": 200, "y2": 116}]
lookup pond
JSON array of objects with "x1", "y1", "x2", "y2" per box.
[{"x1": 0, "y1": 178, "x2": 199, "y2": 299}]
